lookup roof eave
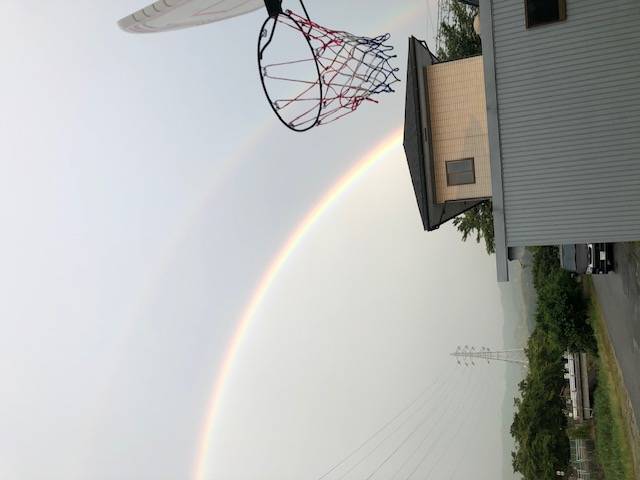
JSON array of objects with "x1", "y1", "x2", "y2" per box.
[{"x1": 480, "y1": 0, "x2": 509, "y2": 281}]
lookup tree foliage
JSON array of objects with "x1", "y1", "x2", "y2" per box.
[
  {"x1": 437, "y1": 2, "x2": 494, "y2": 253},
  {"x1": 529, "y1": 246, "x2": 596, "y2": 352},
  {"x1": 536, "y1": 268, "x2": 596, "y2": 353},
  {"x1": 452, "y1": 200, "x2": 495, "y2": 254},
  {"x1": 436, "y1": 1, "x2": 482, "y2": 61},
  {"x1": 511, "y1": 247, "x2": 597, "y2": 478},
  {"x1": 511, "y1": 329, "x2": 569, "y2": 479},
  {"x1": 530, "y1": 246, "x2": 561, "y2": 291}
]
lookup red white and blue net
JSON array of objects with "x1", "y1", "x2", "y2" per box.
[{"x1": 258, "y1": 10, "x2": 400, "y2": 132}]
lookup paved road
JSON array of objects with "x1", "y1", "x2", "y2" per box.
[{"x1": 592, "y1": 243, "x2": 640, "y2": 430}]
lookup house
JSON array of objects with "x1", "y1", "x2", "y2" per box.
[{"x1": 404, "y1": 0, "x2": 640, "y2": 280}]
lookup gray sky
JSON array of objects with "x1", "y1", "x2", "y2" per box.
[{"x1": 1, "y1": 1, "x2": 523, "y2": 479}]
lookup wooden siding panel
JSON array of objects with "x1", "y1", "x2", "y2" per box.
[{"x1": 426, "y1": 57, "x2": 492, "y2": 202}]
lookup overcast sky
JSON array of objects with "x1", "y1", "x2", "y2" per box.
[{"x1": 1, "y1": 1, "x2": 525, "y2": 479}]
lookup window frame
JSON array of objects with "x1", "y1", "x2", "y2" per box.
[
  {"x1": 525, "y1": 0, "x2": 567, "y2": 29},
  {"x1": 446, "y1": 158, "x2": 476, "y2": 186}
]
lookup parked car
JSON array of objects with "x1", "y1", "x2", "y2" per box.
[
  {"x1": 559, "y1": 243, "x2": 613, "y2": 274},
  {"x1": 559, "y1": 244, "x2": 588, "y2": 274},
  {"x1": 586, "y1": 243, "x2": 614, "y2": 274}
]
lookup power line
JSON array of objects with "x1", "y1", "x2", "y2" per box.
[
  {"x1": 364, "y1": 368, "x2": 476, "y2": 480},
  {"x1": 435, "y1": 0, "x2": 451, "y2": 52},
  {"x1": 387, "y1": 369, "x2": 479, "y2": 480},
  {"x1": 424, "y1": 371, "x2": 493, "y2": 479},
  {"x1": 316, "y1": 363, "x2": 456, "y2": 480},
  {"x1": 316, "y1": 345, "x2": 518, "y2": 480},
  {"x1": 333, "y1": 368, "x2": 462, "y2": 480},
  {"x1": 403, "y1": 371, "x2": 483, "y2": 480},
  {"x1": 425, "y1": 0, "x2": 437, "y2": 41},
  {"x1": 362, "y1": 391, "x2": 453, "y2": 480}
]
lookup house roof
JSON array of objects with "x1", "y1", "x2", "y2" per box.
[{"x1": 403, "y1": 36, "x2": 483, "y2": 231}]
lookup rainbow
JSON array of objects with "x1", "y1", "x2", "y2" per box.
[{"x1": 193, "y1": 127, "x2": 404, "y2": 480}]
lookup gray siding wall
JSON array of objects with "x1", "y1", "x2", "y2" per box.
[{"x1": 492, "y1": 0, "x2": 640, "y2": 246}]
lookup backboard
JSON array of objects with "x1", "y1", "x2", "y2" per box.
[{"x1": 118, "y1": 0, "x2": 265, "y2": 33}]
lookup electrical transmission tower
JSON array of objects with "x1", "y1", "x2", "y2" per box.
[{"x1": 451, "y1": 345, "x2": 528, "y2": 367}]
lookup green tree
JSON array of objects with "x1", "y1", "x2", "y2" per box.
[
  {"x1": 436, "y1": 1, "x2": 482, "y2": 61},
  {"x1": 511, "y1": 329, "x2": 570, "y2": 479},
  {"x1": 452, "y1": 200, "x2": 495, "y2": 254},
  {"x1": 437, "y1": 1, "x2": 494, "y2": 254},
  {"x1": 530, "y1": 246, "x2": 596, "y2": 352},
  {"x1": 511, "y1": 246, "x2": 598, "y2": 478},
  {"x1": 530, "y1": 245, "x2": 561, "y2": 291},
  {"x1": 535, "y1": 268, "x2": 596, "y2": 353}
]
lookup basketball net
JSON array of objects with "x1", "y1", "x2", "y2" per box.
[{"x1": 258, "y1": 10, "x2": 400, "y2": 132}]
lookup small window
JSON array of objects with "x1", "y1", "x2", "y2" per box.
[
  {"x1": 446, "y1": 158, "x2": 475, "y2": 186},
  {"x1": 525, "y1": 0, "x2": 566, "y2": 28}
]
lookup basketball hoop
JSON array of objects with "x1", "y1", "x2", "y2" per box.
[
  {"x1": 119, "y1": 0, "x2": 399, "y2": 132},
  {"x1": 257, "y1": 4, "x2": 400, "y2": 132}
]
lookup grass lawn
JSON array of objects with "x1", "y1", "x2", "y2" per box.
[{"x1": 586, "y1": 278, "x2": 639, "y2": 479}]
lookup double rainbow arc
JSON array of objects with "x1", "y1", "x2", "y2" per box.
[{"x1": 194, "y1": 127, "x2": 404, "y2": 480}]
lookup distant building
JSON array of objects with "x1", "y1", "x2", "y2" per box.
[
  {"x1": 563, "y1": 352, "x2": 591, "y2": 422},
  {"x1": 404, "y1": 0, "x2": 640, "y2": 280}
]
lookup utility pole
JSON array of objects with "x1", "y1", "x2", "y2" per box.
[
  {"x1": 451, "y1": 345, "x2": 528, "y2": 367},
  {"x1": 435, "y1": 0, "x2": 451, "y2": 52}
]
